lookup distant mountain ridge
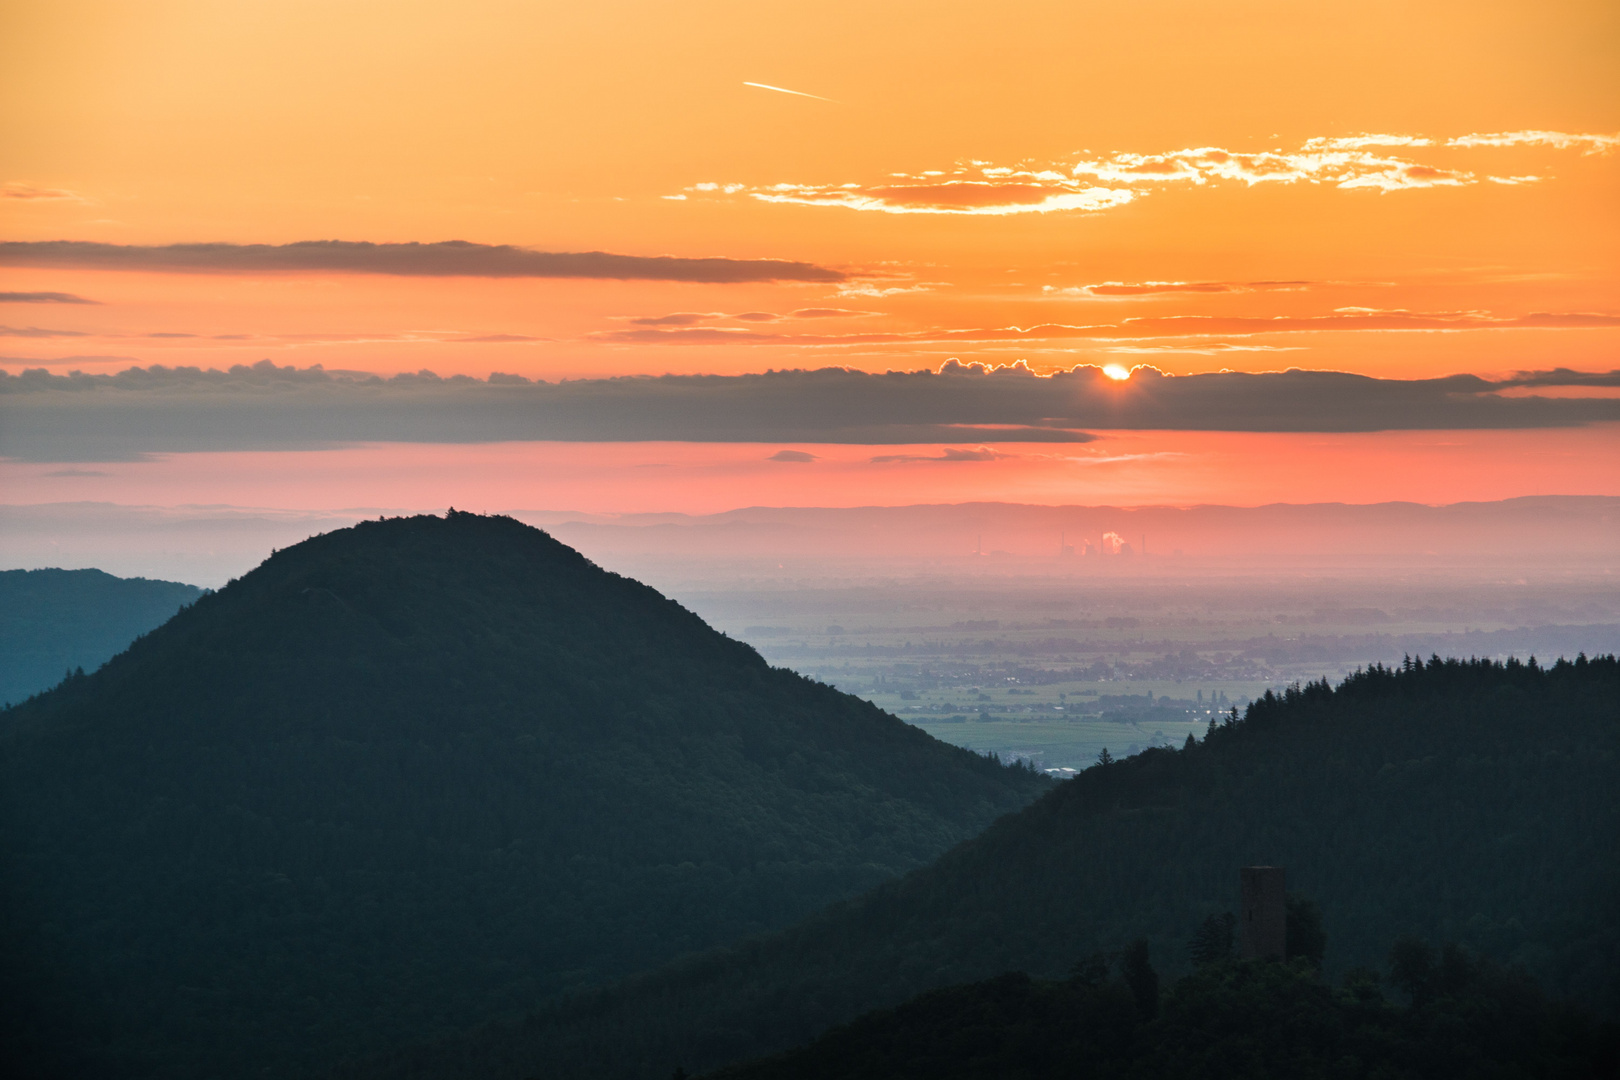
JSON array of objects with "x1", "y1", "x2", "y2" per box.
[
  {"x1": 528, "y1": 496, "x2": 1620, "y2": 562},
  {"x1": 0, "y1": 567, "x2": 203, "y2": 705},
  {"x1": 0, "y1": 512, "x2": 1047, "y2": 1079},
  {"x1": 4, "y1": 496, "x2": 1614, "y2": 592}
]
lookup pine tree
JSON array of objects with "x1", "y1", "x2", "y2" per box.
[
  {"x1": 1188, "y1": 912, "x2": 1235, "y2": 966},
  {"x1": 1120, "y1": 938, "x2": 1158, "y2": 1018},
  {"x1": 1286, "y1": 896, "x2": 1326, "y2": 968}
]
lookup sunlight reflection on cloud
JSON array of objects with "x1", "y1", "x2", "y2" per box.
[{"x1": 680, "y1": 129, "x2": 1615, "y2": 214}]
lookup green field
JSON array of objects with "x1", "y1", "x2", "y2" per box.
[
  {"x1": 908, "y1": 716, "x2": 1209, "y2": 772},
  {"x1": 680, "y1": 573, "x2": 1619, "y2": 774},
  {"x1": 850, "y1": 676, "x2": 1269, "y2": 771}
]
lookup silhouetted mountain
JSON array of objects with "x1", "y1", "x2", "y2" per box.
[
  {"x1": 706, "y1": 942, "x2": 1618, "y2": 1080},
  {"x1": 0, "y1": 512, "x2": 1047, "y2": 1079},
  {"x1": 364, "y1": 654, "x2": 1619, "y2": 1080},
  {"x1": 0, "y1": 567, "x2": 203, "y2": 705}
]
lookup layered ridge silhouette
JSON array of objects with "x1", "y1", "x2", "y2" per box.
[
  {"x1": 362, "y1": 655, "x2": 1619, "y2": 1080},
  {"x1": 0, "y1": 567, "x2": 202, "y2": 704},
  {"x1": 0, "y1": 513, "x2": 1046, "y2": 1079}
]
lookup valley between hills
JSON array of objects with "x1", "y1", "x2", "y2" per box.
[{"x1": 2, "y1": 513, "x2": 1616, "y2": 1079}]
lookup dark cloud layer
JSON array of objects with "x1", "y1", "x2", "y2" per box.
[
  {"x1": 0, "y1": 291, "x2": 98, "y2": 304},
  {"x1": 1499, "y1": 368, "x2": 1620, "y2": 388},
  {"x1": 0, "y1": 240, "x2": 845, "y2": 284},
  {"x1": 0, "y1": 325, "x2": 89, "y2": 338},
  {"x1": 2, "y1": 360, "x2": 1616, "y2": 462}
]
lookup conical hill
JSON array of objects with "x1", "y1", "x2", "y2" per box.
[{"x1": 0, "y1": 511, "x2": 1047, "y2": 1079}]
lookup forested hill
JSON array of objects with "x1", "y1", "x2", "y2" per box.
[
  {"x1": 0, "y1": 567, "x2": 203, "y2": 705},
  {"x1": 361, "y1": 654, "x2": 1620, "y2": 1080},
  {"x1": 0, "y1": 512, "x2": 1048, "y2": 1080},
  {"x1": 706, "y1": 942, "x2": 1618, "y2": 1080}
]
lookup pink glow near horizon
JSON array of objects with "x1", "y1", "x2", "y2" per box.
[{"x1": 11, "y1": 425, "x2": 1617, "y2": 516}]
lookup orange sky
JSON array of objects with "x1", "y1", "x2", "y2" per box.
[{"x1": 2, "y1": 1, "x2": 1617, "y2": 514}]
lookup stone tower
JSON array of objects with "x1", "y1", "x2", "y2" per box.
[{"x1": 1239, "y1": 865, "x2": 1286, "y2": 960}]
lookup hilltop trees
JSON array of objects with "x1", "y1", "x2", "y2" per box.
[
  {"x1": 359, "y1": 652, "x2": 1618, "y2": 1080},
  {"x1": 0, "y1": 513, "x2": 1047, "y2": 1080},
  {"x1": 1189, "y1": 913, "x2": 1236, "y2": 966},
  {"x1": 706, "y1": 936, "x2": 1618, "y2": 1080}
]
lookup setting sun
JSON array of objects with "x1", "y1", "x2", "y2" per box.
[{"x1": 1, "y1": 8, "x2": 1618, "y2": 1075}]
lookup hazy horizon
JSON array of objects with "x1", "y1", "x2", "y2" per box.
[
  {"x1": 4, "y1": 5, "x2": 1617, "y2": 1077},
  {"x1": 6, "y1": 499, "x2": 1615, "y2": 773}
]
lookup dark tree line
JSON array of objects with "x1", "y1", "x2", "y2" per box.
[
  {"x1": 705, "y1": 934, "x2": 1617, "y2": 1080},
  {"x1": 350, "y1": 653, "x2": 1619, "y2": 1080}
]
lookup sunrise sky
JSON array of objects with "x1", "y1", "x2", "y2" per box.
[{"x1": 2, "y1": 0, "x2": 1617, "y2": 514}]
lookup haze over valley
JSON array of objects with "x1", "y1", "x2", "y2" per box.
[
  {"x1": 8, "y1": 498, "x2": 1615, "y2": 771},
  {"x1": 3, "y1": 2, "x2": 1617, "y2": 1077}
]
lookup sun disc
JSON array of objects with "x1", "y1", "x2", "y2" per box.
[{"x1": 1102, "y1": 364, "x2": 1131, "y2": 381}]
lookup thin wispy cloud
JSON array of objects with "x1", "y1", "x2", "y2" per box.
[
  {"x1": 1, "y1": 183, "x2": 83, "y2": 201},
  {"x1": 743, "y1": 81, "x2": 838, "y2": 103},
  {"x1": 595, "y1": 326, "x2": 758, "y2": 345},
  {"x1": 1105, "y1": 343, "x2": 1306, "y2": 355},
  {"x1": 744, "y1": 175, "x2": 1138, "y2": 216},
  {"x1": 1304, "y1": 135, "x2": 1435, "y2": 150},
  {"x1": 834, "y1": 282, "x2": 939, "y2": 298},
  {"x1": 625, "y1": 308, "x2": 875, "y2": 327},
  {"x1": 871, "y1": 447, "x2": 1007, "y2": 463},
  {"x1": 0, "y1": 240, "x2": 845, "y2": 283},
  {"x1": 627, "y1": 312, "x2": 721, "y2": 327},
  {"x1": 1068, "y1": 147, "x2": 1471, "y2": 191},
  {"x1": 587, "y1": 308, "x2": 1620, "y2": 347},
  {"x1": 791, "y1": 308, "x2": 873, "y2": 318},
  {"x1": 0, "y1": 325, "x2": 90, "y2": 338},
  {"x1": 679, "y1": 130, "x2": 1616, "y2": 215},
  {"x1": 1043, "y1": 280, "x2": 1314, "y2": 298},
  {"x1": 1446, "y1": 130, "x2": 1619, "y2": 153}
]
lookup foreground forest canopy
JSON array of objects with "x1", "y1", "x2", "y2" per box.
[
  {"x1": 364, "y1": 653, "x2": 1619, "y2": 1080},
  {"x1": 708, "y1": 940, "x2": 1618, "y2": 1080},
  {"x1": 0, "y1": 513, "x2": 1047, "y2": 1080},
  {"x1": 0, "y1": 567, "x2": 202, "y2": 705}
]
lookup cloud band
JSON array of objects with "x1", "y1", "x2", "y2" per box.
[
  {"x1": 0, "y1": 240, "x2": 845, "y2": 284},
  {"x1": 2, "y1": 361, "x2": 1616, "y2": 462}
]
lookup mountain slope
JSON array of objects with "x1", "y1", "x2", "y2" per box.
[
  {"x1": 0, "y1": 567, "x2": 203, "y2": 705},
  {"x1": 707, "y1": 948, "x2": 1618, "y2": 1080},
  {"x1": 364, "y1": 654, "x2": 1620, "y2": 1080},
  {"x1": 0, "y1": 512, "x2": 1047, "y2": 1079}
]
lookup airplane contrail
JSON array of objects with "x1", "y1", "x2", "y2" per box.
[{"x1": 743, "y1": 81, "x2": 838, "y2": 103}]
